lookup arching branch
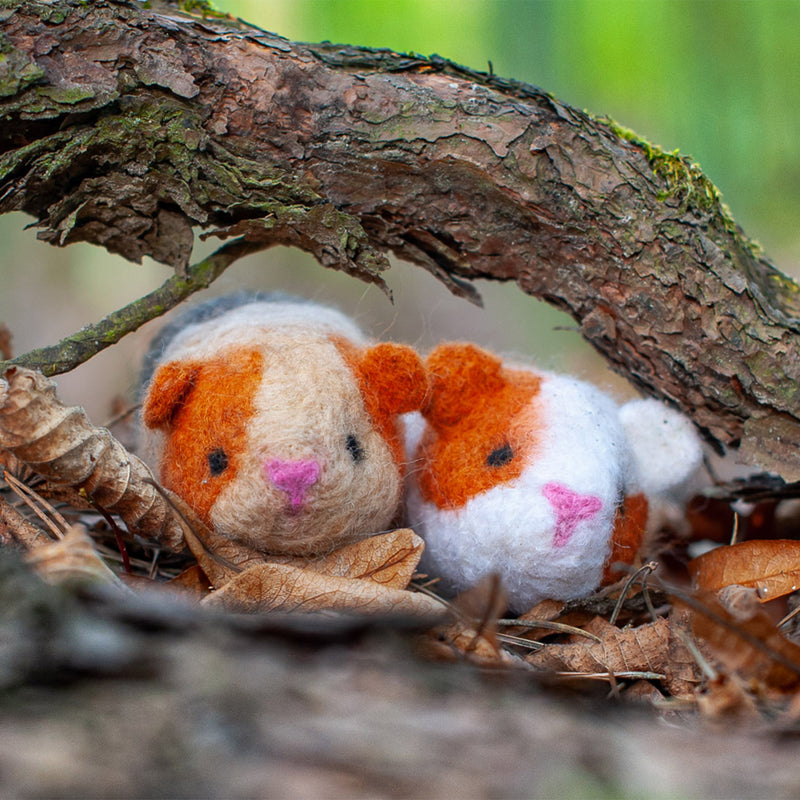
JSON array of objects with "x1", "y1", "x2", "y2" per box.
[{"x1": 3, "y1": 0, "x2": 800, "y2": 477}]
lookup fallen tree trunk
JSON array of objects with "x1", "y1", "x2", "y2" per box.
[{"x1": 2, "y1": 0, "x2": 800, "y2": 477}]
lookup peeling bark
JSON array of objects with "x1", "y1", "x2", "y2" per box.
[{"x1": 2, "y1": 1, "x2": 800, "y2": 476}]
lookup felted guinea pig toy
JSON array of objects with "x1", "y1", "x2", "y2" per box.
[
  {"x1": 405, "y1": 342, "x2": 703, "y2": 613},
  {"x1": 139, "y1": 293, "x2": 428, "y2": 559}
]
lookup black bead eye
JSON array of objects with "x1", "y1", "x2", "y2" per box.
[
  {"x1": 486, "y1": 443, "x2": 514, "y2": 468},
  {"x1": 346, "y1": 434, "x2": 365, "y2": 463},
  {"x1": 207, "y1": 448, "x2": 229, "y2": 476}
]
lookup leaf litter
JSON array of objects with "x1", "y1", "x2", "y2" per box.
[{"x1": 7, "y1": 365, "x2": 800, "y2": 723}]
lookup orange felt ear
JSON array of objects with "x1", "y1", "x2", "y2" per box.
[
  {"x1": 142, "y1": 361, "x2": 200, "y2": 430},
  {"x1": 356, "y1": 342, "x2": 429, "y2": 418},
  {"x1": 424, "y1": 342, "x2": 505, "y2": 430}
]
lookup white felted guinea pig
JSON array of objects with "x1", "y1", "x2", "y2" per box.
[
  {"x1": 139, "y1": 293, "x2": 428, "y2": 558},
  {"x1": 405, "y1": 342, "x2": 703, "y2": 613}
]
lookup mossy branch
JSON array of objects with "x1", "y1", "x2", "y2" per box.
[
  {"x1": 5, "y1": 0, "x2": 800, "y2": 477},
  {"x1": 0, "y1": 239, "x2": 260, "y2": 377}
]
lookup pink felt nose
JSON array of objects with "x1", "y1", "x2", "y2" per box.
[
  {"x1": 542, "y1": 481, "x2": 602, "y2": 548},
  {"x1": 265, "y1": 458, "x2": 321, "y2": 512}
]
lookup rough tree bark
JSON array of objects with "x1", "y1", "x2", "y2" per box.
[{"x1": 2, "y1": 0, "x2": 800, "y2": 478}]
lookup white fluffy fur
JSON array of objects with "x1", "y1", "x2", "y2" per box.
[
  {"x1": 408, "y1": 370, "x2": 703, "y2": 613},
  {"x1": 161, "y1": 300, "x2": 367, "y2": 364},
  {"x1": 619, "y1": 398, "x2": 704, "y2": 497}
]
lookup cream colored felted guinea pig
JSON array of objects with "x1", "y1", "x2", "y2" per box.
[
  {"x1": 139, "y1": 293, "x2": 428, "y2": 557},
  {"x1": 405, "y1": 342, "x2": 703, "y2": 613}
]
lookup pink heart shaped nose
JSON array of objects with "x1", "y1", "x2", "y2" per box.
[
  {"x1": 265, "y1": 458, "x2": 321, "y2": 513},
  {"x1": 543, "y1": 481, "x2": 602, "y2": 548}
]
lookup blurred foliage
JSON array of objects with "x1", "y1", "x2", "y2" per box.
[{"x1": 2, "y1": 0, "x2": 799, "y2": 416}]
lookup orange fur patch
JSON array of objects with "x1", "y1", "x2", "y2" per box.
[
  {"x1": 333, "y1": 338, "x2": 428, "y2": 468},
  {"x1": 418, "y1": 343, "x2": 542, "y2": 510},
  {"x1": 145, "y1": 348, "x2": 264, "y2": 523},
  {"x1": 602, "y1": 493, "x2": 648, "y2": 584}
]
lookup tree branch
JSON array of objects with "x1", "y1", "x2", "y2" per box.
[
  {"x1": 3, "y1": 0, "x2": 800, "y2": 477},
  {"x1": 0, "y1": 238, "x2": 260, "y2": 376}
]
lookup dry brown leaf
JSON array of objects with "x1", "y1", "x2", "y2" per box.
[
  {"x1": 696, "y1": 674, "x2": 760, "y2": 720},
  {"x1": 666, "y1": 607, "x2": 704, "y2": 699},
  {"x1": 517, "y1": 598, "x2": 565, "y2": 623},
  {"x1": 167, "y1": 490, "x2": 435, "y2": 615},
  {"x1": 297, "y1": 528, "x2": 424, "y2": 588},
  {"x1": 163, "y1": 490, "x2": 245, "y2": 586},
  {"x1": 688, "y1": 539, "x2": 800, "y2": 602},
  {"x1": 417, "y1": 619, "x2": 515, "y2": 666},
  {"x1": 623, "y1": 679, "x2": 665, "y2": 705},
  {"x1": 0, "y1": 367, "x2": 183, "y2": 550},
  {"x1": 419, "y1": 575, "x2": 512, "y2": 666},
  {"x1": 681, "y1": 592, "x2": 800, "y2": 693},
  {"x1": 0, "y1": 494, "x2": 51, "y2": 550},
  {"x1": 169, "y1": 564, "x2": 212, "y2": 596},
  {"x1": 119, "y1": 566, "x2": 212, "y2": 599},
  {"x1": 24, "y1": 525, "x2": 128, "y2": 593},
  {"x1": 527, "y1": 616, "x2": 674, "y2": 682},
  {"x1": 201, "y1": 561, "x2": 448, "y2": 618}
]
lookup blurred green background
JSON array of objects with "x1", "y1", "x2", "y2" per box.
[{"x1": 2, "y1": 0, "x2": 799, "y2": 418}]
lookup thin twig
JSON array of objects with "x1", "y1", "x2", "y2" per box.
[
  {"x1": 553, "y1": 671, "x2": 666, "y2": 682},
  {"x1": 496, "y1": 633, "x2": 544, "y2": 651},
  {"x1": 730, "y1": 511, "x2": 740, "y2": 546},
  {"x1": 610, "y1": 561, "x2": 658, "y2": 626},
  {"x1": 3, "y1": 471, "x2": 69, "y2": 539},
  {"x1": 0, "y1": 494, "x2": 49, "y2": 548},
  {"x1": 79, "y1": 490, "x2": 132, "y2": 574},
  {"x1": 104, "y1": 402, "x2": 142, "y2": 430},
  {"x1": 0, "y1": 238, "x2": 263, "y2": 376},
  {"x1": 778, "y1": 603, "x2": 800, "y2": 630},
  {"x1": 470, "y1": 573, "x2": 503, "y2": 647},
  {"x1": 674, "y1": 624, "x2": 718, "y2": 682},
  {"x1": 497, "y1": 618, "x2": 603, "y2": 643}
]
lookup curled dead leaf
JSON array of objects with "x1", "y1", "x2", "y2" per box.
[
  {"x1": 201, "y1": 561, "x2": 448, "y2": 618},
  {"x1": 679, "y1": 591, "x2": 800, "y2": 693},
  {"x1": 0, "y1": 367, "x2": 183, "y2": 550},
  {"x1": 298, "y1": 528, "x2": 425, "y2": 588},
  {"x1": 689, "y1": 539, "x2": 800, "y2": 602},
  {"x1": 526, "y1": 616, "x2": 699, "y2": 696},
  {"x1": 159, "y1": 490, "x2": 434, "y2": 616}
]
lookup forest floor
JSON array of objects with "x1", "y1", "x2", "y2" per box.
[{"x1": 0, "y1": 553, "x2": 799, "y2": 800}]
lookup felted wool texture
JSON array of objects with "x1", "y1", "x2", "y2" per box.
[
  {"x1": 160, "y1": 299, "x2": 367, "y2": 366},
  {"x1": 418, "y1": 344, "x2": 543, "y2": 509},
  {"x1": 334, "y1": 338, "x2": 429, "y2": 470},
  {"x1": 141, "y1": 298, "x2": 426, "y2": 557},
  {"x1": 618, "y1": 398, "x2": 704, "y2": 497},
  {"x1": 407, "y1": 344, "x2": 640, "y2": 613},
  {"x1": 603, "y1": 493, "x2": 649, "y2": 585},
  {"x1": 141, "y1": 300, "x2": 369, "y2": 472},
  {"x1": 205, "y1": 331, "x2": 404, "y2": 556}
]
